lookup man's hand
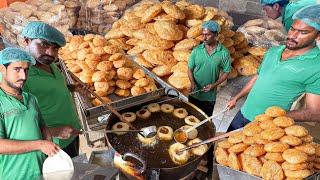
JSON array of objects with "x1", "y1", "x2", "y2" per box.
[
  {"x1": 203, "y1": 84, "x2": 215, "y2": 92},
  {"x1": 226, "y1": 97, "x2": 237, "y2": 110},
  {"x1": 188, "y1": 82, "x2": 196, "y2": 93},
  {"x1": 49, "y1": 126, "x2": 80, "y2": 139},
  {"x1": 68, "y1": 83, "x2": 91, "y2": 97},
  {"x1": 41, "y1": 127, "x2": 52, "y2": 141},
  {"x1": 38, "y1": 140, "x2": 60, "y2": 156}
]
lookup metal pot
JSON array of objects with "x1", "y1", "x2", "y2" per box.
[{"x1": 105, "y1": 98, "x2": 215, "y2": 179}]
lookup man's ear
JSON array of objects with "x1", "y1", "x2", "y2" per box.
[
  {"x1": 273, "y1": 3, "x2": 281, "y2": 11},
  {"x1": 0, "y1": 65, "x2": 6, "y2": 82},
  {"x1": 316, "y1": 32, "x2": 320, "y2": 42}
]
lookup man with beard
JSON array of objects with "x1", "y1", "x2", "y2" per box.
[
  {"x1": 226, "y1": 4, "x2": 320, "y2": 131},
  {"x1": 187, "y1": 20, "x2": 231, "y2": 116},
  {"x1": 22, "y1": 22, "x2": 81, "y2": 157},
  {"x1": 0, "y1": 48, "x2": 66, "y2": 179},
  {"x1": 260, "y1": 0, "x2": 315, "y2": 32}
]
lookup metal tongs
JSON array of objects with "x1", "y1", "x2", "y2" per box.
[
  {"x1": 174, "y1": 107, "x2": 228, "y2": 143},
  {"x1": 81, "y1": 126, "x2": 157, "y2": 138}
]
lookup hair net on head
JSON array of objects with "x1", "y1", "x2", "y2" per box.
[
  {"x1": 293, "y1": 4, "x2": 320, "y2": 31},
  {"x1": 21, "y1": 21, "x2": 66, "y2": 47},
  {"x1": 0, "y1": 48, "x2": 36, "y2": 65},
  {"x1": 202, "y1": 21, "x2": 221, "y2": 33},
  {"x1": 260, "y1": 0, "x2": 287, "y2": 5}
]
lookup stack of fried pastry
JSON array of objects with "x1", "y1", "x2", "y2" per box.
[
  {"x1": 104, "y1": 0, "x2": 248, "y2": 92},
  {"x1": 215, "y1": 106, "x2": 317, "y2": 179},
  {"x1": 58, "y1": 34, "x2": 158, "y2": 106}
]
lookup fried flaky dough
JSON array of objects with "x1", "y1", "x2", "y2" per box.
[
  {"x1": 184, "y1": 4, "x2": 205, "y2": 19},
  {"x1": 138, "y1": 37, "x2": 174, "y2": 50},
  {"x1": 132, "y1": 29, "x2": 156, "y2": 40},
  {"x1": 273, "y1": 116, "x2": 294, "y2": 128},
  {"x1": 116, "y1": 80, "x2": 131, "y2": 90},
  {"x1": 228, "y1": 143, "x2": 249, "y2": 154},
  {"x1": 117, "y1": 67, "x2": 133, "y2": 80},
  {"x1": 285, "y1": 125, "x2": 308, "y2": 137},
  {"x1": 280, "y1": 135, "x2": 302, "y2": 146},
  {"x1": 141, "y1": 3, "x2": 163, "y2": 23},
  {"x1": 173, "y1": 108, "x2": 188, "y2": 119},
  {"x1": 133, "y1": 69, "x2": 146, "y2": 79},
  {"x1": 243, "y1": 136, "x2": 256, "y2": 145},
  {"x1": 134, "y1": 78, "x2": 149, "y2": 88},
  {"x1": 228, "y1": 131, "x2": 246, "y2": 144},
  {"x1": 294, "y1": 143, "x2": 316, "y2": 155},
  {"x1": 122, "y1": 112, "x2": 136, "y2": 123},
  {"x1": 260, "y1": 160, "x2": 284, "y2": 180},
  {"x1": 173, "y1": 50, "x2": 191, "y2": 62},
  {"x1": 115, "y1": 88, "x2": 130, "y2": 97},
  {"x1": 243, "y1": 144, "x2": 266, "y2": 157},
  {"x1": 215, "y1": 147, "x2": 229, "y2": 166},
  {"x1": 264, "y1": 142, "x2": 289, "y2": 153},
  {"x1": 248, "y1": 47, "x2": 267, "y2": 57},
  {"x1": 136, "y1": 109, "x2": 151, "y2": 119},
  {"x1": 135, "y1": 54, "x2": 153, "y2": 68},
  {"x1": 281, "y1": 161, "x2": 308, "y2": 171},
  {"x1": 142, "y1": 50, "x2": 176, "y2": 66},
  {"x1": 152, "y1": 65, "x2": 172, "y2": 77},
  {"x1": 300, "y1": 135, "x2": 313, "y2": 143},
  {"x1": 243, "y1": 121, "x2": 263, "y2": 137},
  {"x1": 184, "y1": 115, "x2": 200, "y2": 126},
  {"x1": 186, "y1": 25, "x2": 202, "y2": 39},
  {"x1": 284, "y1": 169, "x2": 312, "y2": 179},
  {"x1": 187, "y1": 138, "x2": 208, "y2": 156},
  {"x1": 147, "y1": 103, "x2": 160, "y2": 113},
  {"x1": 157, "y1": 126, "x2": 173, "y2": 141},
  {"x1": 265, "y1": 152, "x2": 285, "y2": 163},
  {"x1": 283, "y1": 149, "x2": 308, "y2": 164},
  {"x1": 240, "y1": 154, "x2": 262, "y2": 176},
  {"x1": 154, "y1": 20, "x2": 183, "y2": 41},
  {"x1": 167, "y1": 74, "x2": 191, "y2": 90},
  {"x1": 259, "y1": 120, "x2": 277, "y2": 130},
  {"x1": 161, "y1": 1, "x2": 185, "y2": 20},
  {"x1": 254, "y1": 114, "x2": 273, "y2": 122},
  {"x1": 260, "y1": 128, "x2": 285, "y2": 141},
  {"x1": 217, "y1": 139, "x2": 234, "y2": 149},
  {"x1": 111, "y1": 122, "x2": 130, "y2": 135},
  {"x1": 97, "y1": 61, "x2": 113, "y2": 71},
  {"x1": 228, "y1": 152, "x2": 241, "y2": 170},
  {"x1": 265, "y1": 106, "x2": 286, "y2": 117},
  {"x1": 174, "y1": 38, "x2": 200, "y2": 51}
]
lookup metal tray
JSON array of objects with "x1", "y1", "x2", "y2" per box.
[{"x1": 59, "y1": 59, "x2": 172, "y2": 119}]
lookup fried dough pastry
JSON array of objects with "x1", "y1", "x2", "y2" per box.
[
  {"x1": 157, "y1": 126, "x2": 173, "y2": 141},
  {"x1": 282, "y1": 161, "x2": 308, "y2": 171},
  {"x1": 132, "y1": 29, "x2": 155, "y2": 40},
  {"x1": 243, "y1": 121, "x2": 263, "y2": 136},
  {"x1": 94, "y1": 81, "x2": 109, "y2": 92},
  {"x1": 285, "y1": 125, "x2": 308, "y2": 137},
  {"x1": 138, "y1": 38, "x2": 174, "y2": 50},
  {"x1": 92, "y1": 71, "x2": 107, "y2": 82},
  {"x1": 169, "y1": 143, "x2": 190, "y2": 165},
  {"x1": 260, "y1": 128, "x2": 285, "y2": 141},
  {"x1": 117, "y1": 67, "x2": 133, "y2": 80},
  {"x1": 138, "y1": 127, "x2": 158, "y2": 147},
  {"x1": 240, "y1": 154, "x2": 262, "y2": 176},
  {"x1": 280, "y1": 135, "x2": 302, "y2": 146},
  {"x1": 143, "y1": 83, "x2": 157, "y2": 92},
  {"x1": 154, "y1": 20, "x2": 183, "y2": 41},
  {"x1": 265, "y1": 106, "x2": 286, "y2": 117},
  {"x1": 253, "y1": 133, "x2": 271, "y2": 145},
  {"x1": 215, "y1": 147, "x2": 229, "y2": 166},
  {"x1": 161, "y1": 103, "x2": 174, "y2": 113},
  {"x1": 260, "y1": 160, "x2": 284, "y2": 180},
  {"x1": 142, "y1": 50, "x2": 175, "y2": 66},
  {"x1": 181, "y1": 125, "x2": 198, "y2": 140},
  {"x1": 167, "y1": 74, "x2": 191, "y2": 90},
  {"x1": 161, "y1": 1, "x2": 185, "y2": 20},
  {"x1": 186, "y1": 25, "x2": 202, "y2": 39},
  {"x1": 283, "y1": 149, "x2": 308, "y2": 164},
  {"x1": 122, "y1": 112, "x2": 137, "y2": 123},
  {"x1": 115, "y1": 88, "x2": 130, "y2": 97},
  {"x1": 228, "y1": 143, "x2": 249, "y2": 154},
  {"x1": 127, "y1": 46, "x2": 144, "y2": 56},
  {"x1": 173, "y1": 50, "x2": 191, "y2": 62},
  {"x1": 259, "y1": 120, "x2": 277, "y2": 130},
  {"x1": 135, "y1": 78, "x2": 149, "y2": 87},
  {"x1": 141, "y1": 3, "x2": 163, "y2": 23},
  {"x1": 228, "y1": 131, "x2": 246, "y2": 144},
  {"x1": 243, "y1": 136, "x2": 256, "y2": 145},
  {"x1": 265, "y1": 152, "x2": 285, "y2": 163},
  {"x1": 243, "y1": 144, "x2": 266, "y2": 157},
  {"x1": 184, "y1": 115, "x2": 200, "y2": 126},
  {"x1": 217, "y1": 139, "x2": 234, "y2": 149},
  {"x1": 300, "y1": 135, "x2": 313, "y2": 143},
  {"x1": 184, "y1": 4, "x2": 205, "y2": 19},
  {"x1": 135, "y1": 54, "x2": 153, "y2": 68},
  {"x1": 152, "y1": 65, "x2": 172, "y2": 77},
  {"x1": 294, "y1": 143, "x2": 316, "y2": 155},
  {"x1": 92, "y1": 97, "x2": 111, "y2": 106},
  {"x1": 130, "y1": 86, "x2": 146, "y2": 96},
  {"x1": 284, "y1": 169, "x2": 312, "y2": 179},
  {"x1": 187, "y1": 138, "x2": 208, "y2": 156},
  {"x1": 264, "y1": 142, "x2": 289, "y2": 153},
  {"x1": 97, "y1": 61, "x2": 113, "y2": 71},
  {"x1": 112, "y1": 122, "x2": 130, "y2": 135},
  {"x1": 133, "y1": 69, "x2": 146, "y2": 79},
  {"x1": 228, "y1": 152, "x2": 241, "y2": 170},
  {"x1": 273, "y1": 116, "x2": 294, "y2": 128},
  {"x1": 174, "y1": 38, "x2": 200, "y2": 51},
  {"x1": 116, "y1": 80, "x2": 131, "y2": 89},
  {"x1": 254, "y1": 114, "x2": 273, "y2": 122}
]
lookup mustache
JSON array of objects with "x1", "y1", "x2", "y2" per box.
[
  {"x1": 287, "y1": 38, "x2": 298, "y2": 44},
  {"x1": 39, "y1": 55, "x2": 55, "y2": 60},
  {"x1": 16, "y1": 79, "x2": 25, "y2": 83}
]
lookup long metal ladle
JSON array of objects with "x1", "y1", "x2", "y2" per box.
[{"x1": 81, "y1": 126, "x2": 157, "y2": 138}]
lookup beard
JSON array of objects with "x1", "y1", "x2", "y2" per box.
[
  {"x1": 37, "y1": 55, "x2": 55, "y2": 65},
  {"x1": 7, "y1": 79, "x2": 24, "y2": 92}
]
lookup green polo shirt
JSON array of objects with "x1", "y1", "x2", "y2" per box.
[
  {"x1": 188, "y1": 43, "x2": 231, "y2": 101},
  {"x1": 0, "y1": 89, "x2": 46, "y2": 180},
  {"x1": 241, "y1": 45, "x2": 320, "y2": 121},
  {"x1": 24, "y1": 64, "x2": 81, "y2": 149},
  {"x1": 282, "y1": 0, "x2": 316, "y2": 32}
]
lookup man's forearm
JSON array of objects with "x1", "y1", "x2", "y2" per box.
[
  {"x1": 212, "y1": 72, "x2": 228, "y2": 87},
  {"x1": 187, "y1": 69, "x2": 195, "y2": 84},
  {"x1": 0, "y1": 139, "x2": 41, "y2": 154},
  {"x1": 287, "y1": 109, "x2": 320, "y2": 122},
  {"x1": 233, "y1": 75, "x2": 258, "y2": 100}
]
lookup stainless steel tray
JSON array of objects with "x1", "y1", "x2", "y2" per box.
[
  {"x1": 59, "y1": 59, "x2": 171, "y2": 119},
  {"x1": 216, "y1": 163, "x2": 320, "y2": 180}
]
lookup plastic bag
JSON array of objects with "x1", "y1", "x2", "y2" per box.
[{"x1": 0, "y1": 0, "x2": 79, "y2": 47}]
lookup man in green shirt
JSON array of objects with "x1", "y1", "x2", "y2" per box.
[
  {"x1": 188, "y1": 20, "x2": 231, "y2": 116},
  {"x1": 22, "y1": 22, "x2": 82, "y2": 157},
  {"x1": 0, "y1": 48, "x2": 63, "y2": 180},
  {"x1": 261, "y1": 0, "x2": 316, "y2": 32},
  {"x1": 226, "y1": 4, "x2": 320, "y2": 131}
]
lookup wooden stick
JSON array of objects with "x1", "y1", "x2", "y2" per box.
[
  {"x1": 68, "y1": 71, "x2": 137, "y2": 130},
  {"x1": 179, "y1": 130, "x2": 238, "y2": 152}
]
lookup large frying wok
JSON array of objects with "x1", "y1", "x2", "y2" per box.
[{"x1": 105, "y1": 97, "x2": 215, "y2": 180}]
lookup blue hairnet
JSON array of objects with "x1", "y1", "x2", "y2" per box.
[
  {"x1": 0, "y1": 48, "x2": 35, "y2": 65},
  {"x1": 22, "y1": 21, "x2": 66, "y2": 47},
  {"x1": 293, "y1": 4, "x2": 320, "y2": 31},
  {"x1": 202, "y1": 21, "x2": 220, "y2": 33},
  {"x1": 260, "y1": 0, "x2": 288, "y2": 6}
]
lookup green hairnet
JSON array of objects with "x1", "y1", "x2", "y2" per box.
[
  {"x1": 202, "y1": 20, "x2": 220, "y2": 33},
  {"x1": 293, "y1": 4, "x2": 320, "y2": 31},
  {"x1": 22, "y1": 21, "x2": 66, "y2": 47},
  {"x1": 260, "y1": 0, "x2": 285, "y2": 5},
  {"x1": 0, "y1": 48, "x2": 36, "y2": 65}
]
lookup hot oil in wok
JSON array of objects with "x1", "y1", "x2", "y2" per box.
[{"x1": 107, "y1": 101, "x2": 213, "y2": 168}]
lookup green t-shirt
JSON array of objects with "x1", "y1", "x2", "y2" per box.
[
  {"x1": 0, "y1": 89, "x2": 46, "y2": 180},
  {"x1": 188, "y1": 43, "x2": 231, "y2": 101},
  {"x1": 282, "y1": 0, "x2": 316, "y2": 32},
  {"x1": 241, "y1": 45, "x2": 320, "y2": 121},
  {"x1": 24, "y1": 64, "x2": 81, "y2": 148}
]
